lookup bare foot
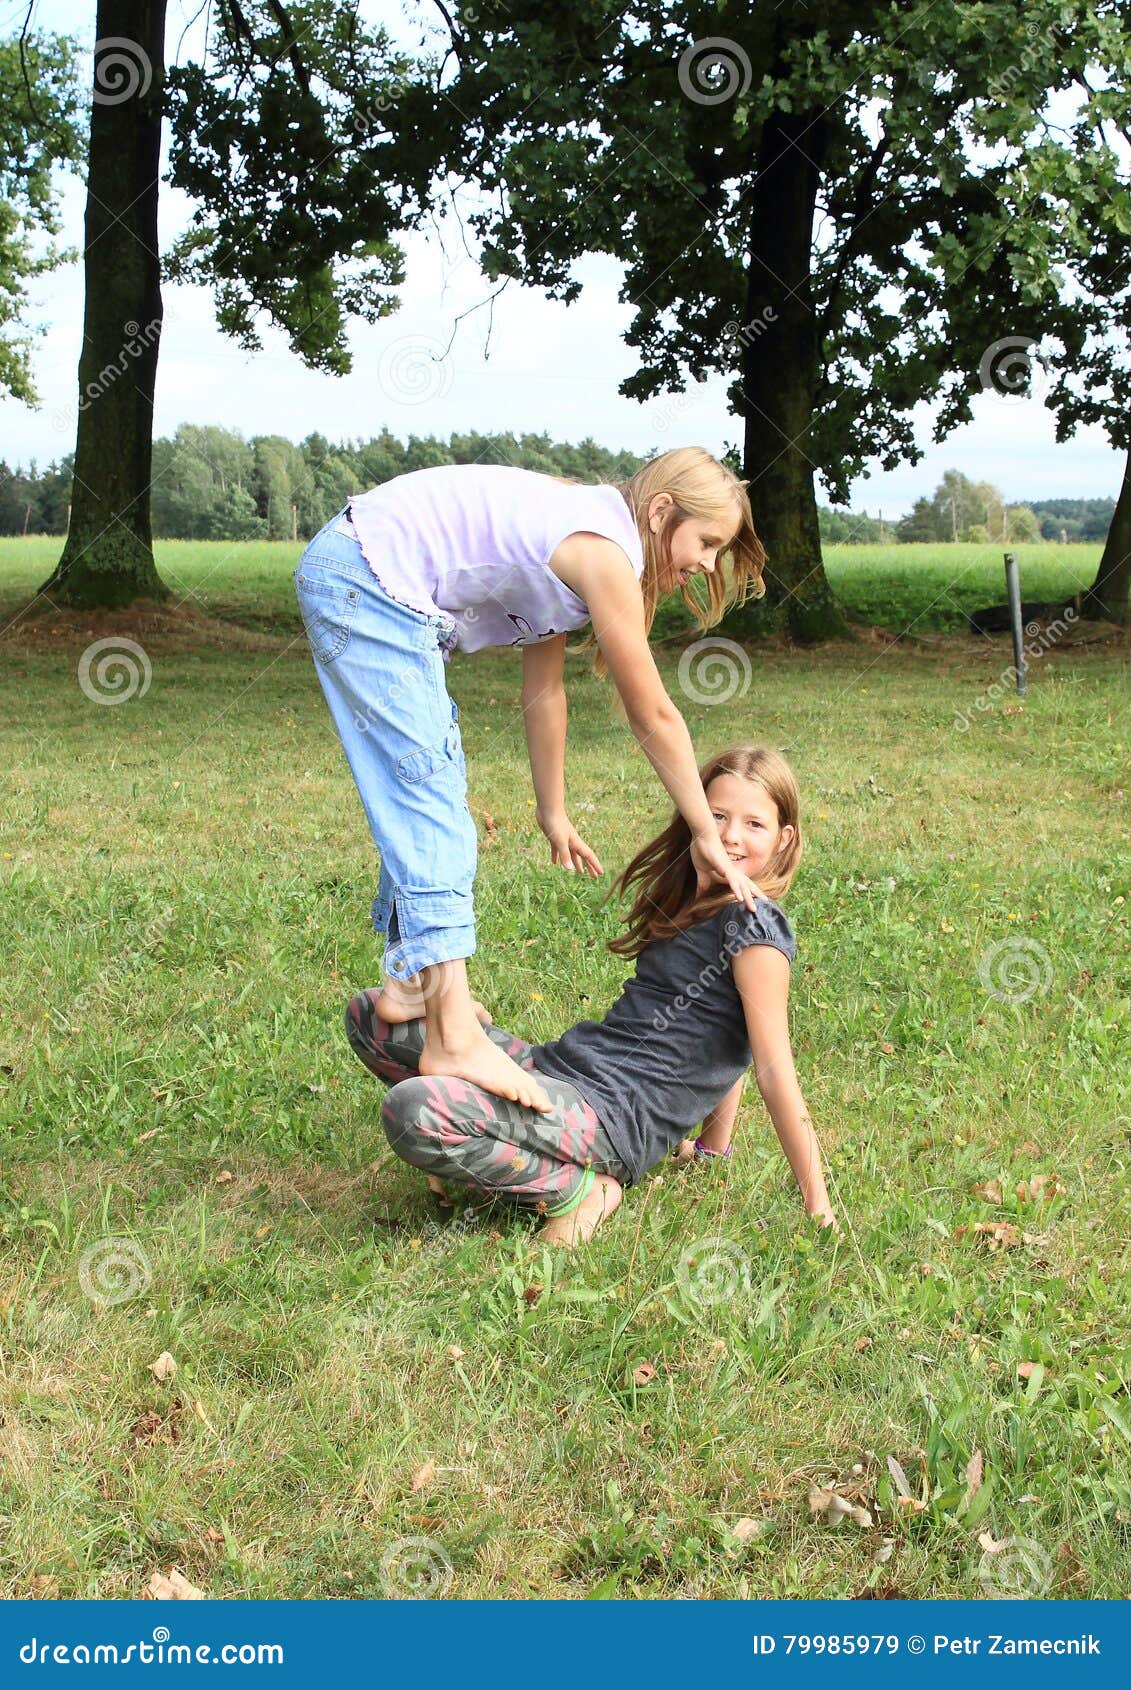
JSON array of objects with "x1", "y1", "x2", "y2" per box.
[
  {"x1": 420, "y1": 1026, "x2": 553, "y2": 1114},
  {"x1": 540, "y1": 1174, "x2": 622, "y2": 1247},
  {"x1": 376, "y1": 982, "x2": 492, "y2": 1026}
]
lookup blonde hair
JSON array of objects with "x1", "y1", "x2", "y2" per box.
[
  {"x1": 605, "y1": 746, "x2": 802, "y2": 957},
  {"x1": 572, "y1": 447, "x2": 766, "y2": 678}
]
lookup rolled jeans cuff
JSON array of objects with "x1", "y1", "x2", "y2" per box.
[{"x1": 376, "y1": 889, "x2": 477, "y2": 979}]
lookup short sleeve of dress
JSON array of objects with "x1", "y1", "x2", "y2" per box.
[{"x1": 719, "y1": 898, "x2": 797, "y2": 966}]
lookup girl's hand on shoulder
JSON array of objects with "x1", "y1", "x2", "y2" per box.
[
  {"x1": 690, "y1": 829, "x2": 764, "y2": 910},
  {"x1": 536, "y1": 807, "x2": 604, "y2": 877}
]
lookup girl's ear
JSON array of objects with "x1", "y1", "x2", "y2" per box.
[
  {"x1": 647, "y1": 492, "x2": 674, "y2": 531},
  {"x1": 778, "y1": 824, "x2": 796, "y2": 849}
]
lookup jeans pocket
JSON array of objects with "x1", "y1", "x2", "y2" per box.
[
  {"x1": 397, "y1": 698, "x2": 463, "y2": 783},
  {"x1": 295, "y1": 565, "x2": 362, "y2": 665}
]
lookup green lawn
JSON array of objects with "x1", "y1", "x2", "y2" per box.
[
  {"x1": 0, "y1": 535, "x2": 1105, "y2": 638},
  {"x1": 0, "y1": 537, "x2": 1128, "y2": 1599}
]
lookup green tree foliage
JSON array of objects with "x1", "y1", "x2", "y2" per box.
[
  {"x1": 894, "y1": 471, "x2": 1046, "y2": 544},
  {"x1": 949, "y1": 0, "x2": 1131, "y2": 615},
  {"x1": 6, "y1": 427, "x2": 644, "y2": 539},
  {"x1": 396, "y1": 2, "x2": 1083, "y2": 637},
  {"x1": 816, "y1": 508, "x2": 889, "y2": 544},
  {"x1": 1030, "y1": 498, "x2": 1115, "y2": 543},
  {"x1": 0, "y1": 28, "x2": 83, "y2": 401},
  {"x1": 44, "y1": 0, "x2": 430, "y2": 607}
]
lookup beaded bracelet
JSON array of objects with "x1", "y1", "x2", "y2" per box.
[{"x1": 693, "y1": 1137, "x2": 733, "y2": 1160}]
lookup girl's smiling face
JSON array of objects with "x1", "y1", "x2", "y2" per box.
[
  {"x1": 648, "y1": 496, "x2": 741, "y2": 592},
  {"x1": 705, "y1": 773, "x2": 795, "y2": 884}
]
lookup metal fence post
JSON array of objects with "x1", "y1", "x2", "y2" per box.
[{"x1": 1004, "y1": 550, "x2": 1027, "y2": 696}]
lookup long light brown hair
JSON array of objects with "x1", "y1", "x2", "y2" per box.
[
  {"x1": 625, "y1": 444, "x2": 767, "y2": 617},
  {"x1": 605, "y1": 746, "x2": 802, "y2": 959},
  {"x1": 567, "y1": 447, "x2": 766, "y2": 678}
]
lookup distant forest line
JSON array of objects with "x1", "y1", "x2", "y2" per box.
[{"x1": 0, "y1": 427, "x2": 1114, "y2": 546}]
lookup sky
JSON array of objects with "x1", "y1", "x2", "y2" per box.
[{"x1": 1, "y1": 0, "x2": 1126, "y2": 518}]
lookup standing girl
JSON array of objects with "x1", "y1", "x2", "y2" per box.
[
  {"x1": 346, "y1": 746, "x2": 838, "y2": 1247},
  {"x1": 295, "y1": 447, "x2": 765, "y2": 1118}
]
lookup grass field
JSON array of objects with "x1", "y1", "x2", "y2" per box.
[
  {"x1": 0, "y1": 535, "x2": 1107, "y2": 638},
  {"x1": 0, "y1": 536, "x2": 1128, "y2": 1599}
]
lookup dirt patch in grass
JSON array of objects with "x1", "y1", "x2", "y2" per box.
[{"x1": 0, "y1": 595, "x2": 299, "y2": 657}]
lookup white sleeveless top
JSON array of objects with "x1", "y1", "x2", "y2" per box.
[{"x1": 346, "y1": 464, "x2": 644, "y2": 653}]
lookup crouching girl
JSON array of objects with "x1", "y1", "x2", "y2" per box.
[{"x1": 346, "y1": 746, "x2": 837, "y2": 1246}]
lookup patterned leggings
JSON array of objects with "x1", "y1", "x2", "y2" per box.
[{"x1": 345, "y1": 990, "x2": 631, "y2": 1219}]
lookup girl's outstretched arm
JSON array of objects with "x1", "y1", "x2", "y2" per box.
[
  {"x1": 522, "y1": 633, "x2": 603, "y2": 875},
  {"x1": 732, "y1": 944, "x2": 837, "y2": 1228},
  {"x1": 558, "y1": 537, "x2": 761, "y2": 913}
]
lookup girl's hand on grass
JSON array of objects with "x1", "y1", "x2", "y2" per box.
[
  {"x1": 536, "y1": 808, "x2": 603, "y2": 876},
  {"x1": 671, "y1": 1137, "x2": 698, "y2": 1165},
  {"x1": 690, "y1": 830, "x2": 763, "y2": 910},
  {"x1": 808, "y1": 1207, "x2": 841, "y2": 1236}
]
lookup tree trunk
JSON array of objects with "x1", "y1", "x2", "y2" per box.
[
  {"x1": 39, "y1": 0, "x2": 168, "y2": 608},
  {"x1": 1081, "y1": 446, "x2": 1131, "y2": 625},
  {"x1": 723, "y1": 109, "x2": 850, "y2": 643}
]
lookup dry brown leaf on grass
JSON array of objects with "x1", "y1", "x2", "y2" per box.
[
  {"x1": 731, "y1": 1518, "x2": 764, "y2": 1543},
  {"x1": 808, "y1": 1485, "x2": 873, "y2": 1528},
  {"x1": 972, "y1": 1177, "x2": 1004, "y2": 1204},
  {"x1": 978, "y1": 1530, "x2": 1006, "y2": 1554},
  {"x1": 148, "y1": 1351, "x2": 177, "y2": 1383},
  {"x1": 143, "y1": 1568, "x2": 206, "y2": 1600},
  {"x1": 966, "y1": 1448, "x2": 984, "y2": 1499},
  {"x1": 130, "y1": 1401, "x2": 183, "y2": 1446},
  {"x1": 1017, "y1": 1173, "x2": 1063, "y2": 1203},
  {"x1": 411, "y1": 1460, "x2": 437, "y2": 1493},
  {"x1": 955, "y1": 1220, "x2": 1025, "y2": 1250},
  {"x1": 886, "y1": 1455, "x2": 912, "y2": 1497},
  {"x1": 887, "y1": 1454, "x2": 929, "y2": 1514}
]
